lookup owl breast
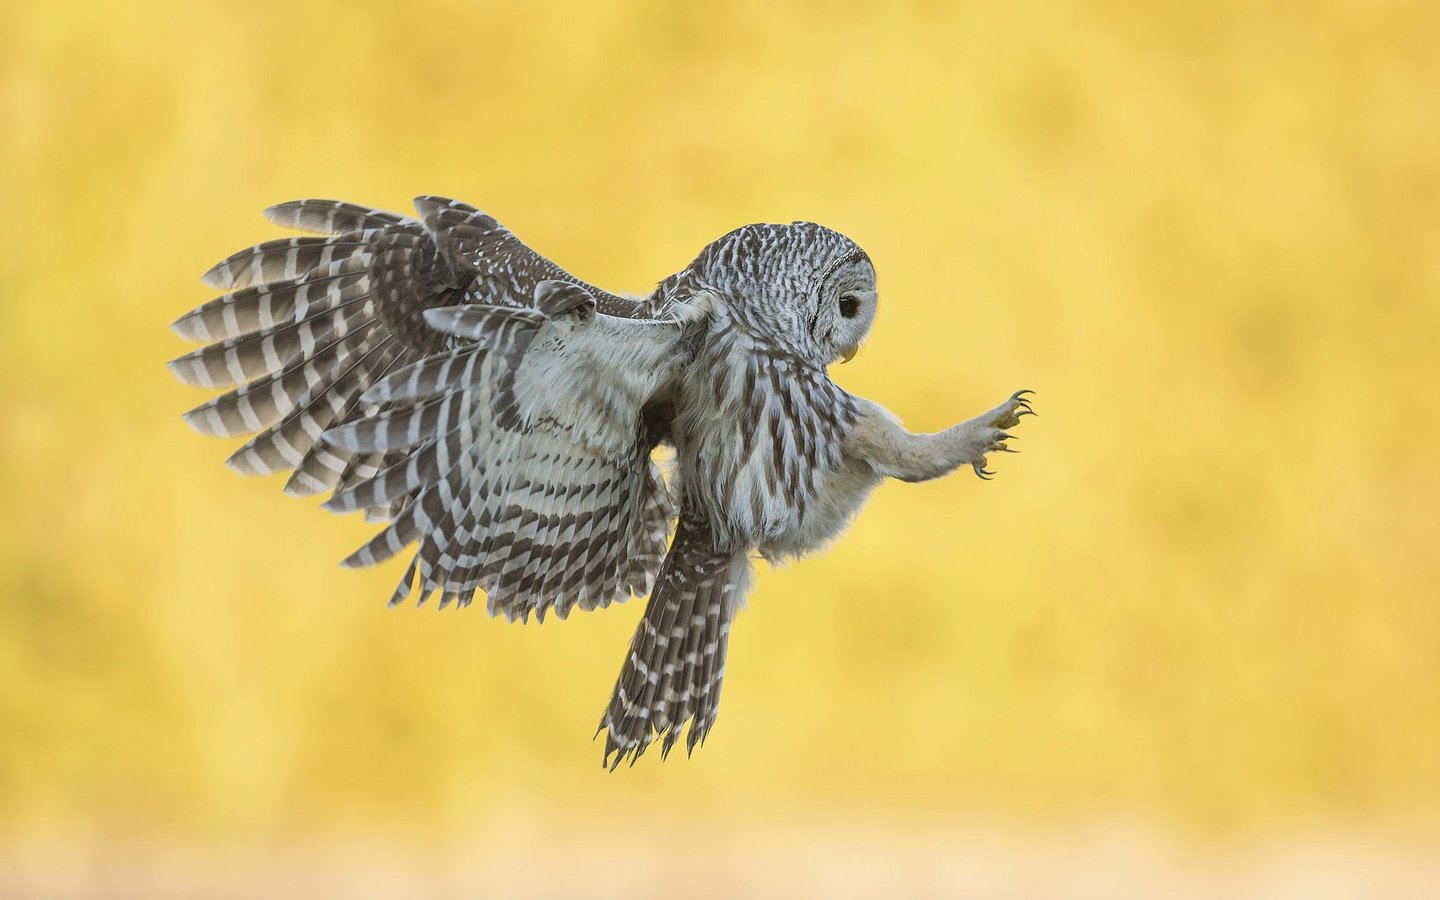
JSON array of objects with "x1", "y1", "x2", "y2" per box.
[
  {"x1": 671, "y1": 311, "x2": 861, "y2": 555},
  {"x1": 756, "y1": 455, "x2": 882, "y2": 562}
]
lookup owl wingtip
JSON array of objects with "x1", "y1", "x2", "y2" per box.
[{"x1": 199, "y1": 262, "x2": 230, "y2": 289}]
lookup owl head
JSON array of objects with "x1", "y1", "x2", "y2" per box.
[{"x1": 668, "y1": 222, "x2": 878, "y2": 367}]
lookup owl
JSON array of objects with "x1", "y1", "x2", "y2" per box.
[{"x1": 169, "y1": 197, "x2": 1034, "y2": 768}]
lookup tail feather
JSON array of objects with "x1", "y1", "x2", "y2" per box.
[
  {"x1": 692, "y1": 588, "x2": 732, "y2": 747},
  {"x1": 598, "y1": 519, "x2": 750, "y2": 769},
  {"x1": 664, "y1": 594, "x2": 711, "y2": 743}
]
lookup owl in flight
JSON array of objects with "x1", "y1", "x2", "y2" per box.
[{"x1": 169, "y1": 197, "x2": 1034, "y2": 768}]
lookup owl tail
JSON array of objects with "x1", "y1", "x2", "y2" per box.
[{"x1": 597, "y1": 519, "x2": 752, "y2": 769}]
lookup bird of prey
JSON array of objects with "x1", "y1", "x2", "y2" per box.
[{"x1": 169, "y1": 196, "x2": 1034, "y2": 768}]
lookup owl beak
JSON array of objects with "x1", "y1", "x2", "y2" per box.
[{"x1": 838, "y1": 345, "x2": 859, "y2": 364}]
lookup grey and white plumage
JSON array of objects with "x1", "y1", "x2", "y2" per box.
[{"x1": 170, "y1": 196, "x2": 1035, "y2": 768}]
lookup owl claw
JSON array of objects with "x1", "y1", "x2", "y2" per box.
[{"x1": 959, "y1": 389, "x2": 1037, "y2": 480}]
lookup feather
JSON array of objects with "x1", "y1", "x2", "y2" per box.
[
  {"x1": 168, "y1": 290, "x2": 378, "y2": 389},
  {"x1": 323, "y1": 390, "x2": 471, "y2": 454},
  {"x1": 201, "y1": 233, "x2": 377, "y2": 290},
  {"x1": 264, "y1": 199, "x2": 415, "y2": 235},
  {"x1": 598, "y1": 518, "x2": 749, "y2": 768},
  {"x1": 283, "y1": 345, "x2": 413, "y2": 497},
  {"x1": 224, "y1": 333, "x2": 391, "y2": 476},
  {"x1": 421, "y1": 304, "x2": 543, "y2": 347},
  {"x1": 533, "y1": 280, "x2": 596, "y2": 319},
  {"x1": 360, "y1": 346, "x2": 487, "y2": 406},
  {"x1": 180, "y1": 329, "x2": 375, "y2": 438},
  {"x1": 342, "y1": 493, "x2": 423, "y2": 570},
  {"x1": 172, "y1": 257, "x2": 371, "y2": 344},
  {"x1": 324, "y1": 436, "x2": 446, "y2": 514}
]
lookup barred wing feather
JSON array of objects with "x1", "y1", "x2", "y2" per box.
[
  {"x1": 326, "y1": 293, "x2": 684, "y2": 620},
  {"x1": 171, "y1": 196, "x2": 682, "y2": 618}
]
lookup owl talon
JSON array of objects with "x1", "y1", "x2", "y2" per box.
[{"x1": 953, "y1": 389, "x2": 1038, "y2": 479}]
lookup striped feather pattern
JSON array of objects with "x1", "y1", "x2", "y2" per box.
[
  {"x1": 174, "y1": 197, "x2": 685, "y2": 625},
  {"x1": 202, "y1": 232, "x2": 380, "y2": 290},
  {"x1": 421, "y1": 304, "x2": 545, "y2": 345},
  {"x1": 362, "y1": 497, "x2": 409, "y2": 524},
  {"x1": 181, "y1": 328, "x2": 376, "y2": 437},
  {"x1": 174, "y1": 200, "x2": 467, "y2": 504},
  {"x1": 677, "y1": 310, "x2": 858, "y2": 548},
  {"x1": 360, "y1": 345, "x2": 486, "y2": 407},
  {"x1": 438, "y1": 434, "x2": 659, "y2": 620},
  {"x1": 327, "y1": 389, "x2": 472, "y2": 453},
  {"x1": 281, "y1": 344, "x2": 416, "y2": 497},
  {"x1": 597, "y1": 515, "x2": 750, "y2": 768},
  {"x1": 223, "y1": 334, "x2": 395, "y2": 477},
  {"x1": 172, "y1": 257, "x2": 371, "y2": 343},
  {"x1": 327, "y1": 289, "x2": 685, "y2": 620},
  {"x1": 412, "y1": 196, "x2": 645, "y2": 317},
  {"x1": 263, "y1": 199, "x2": 416, "y2": 235},
  {"x1": 167, "y1": 291, "x2": 378, "y2": 389}
]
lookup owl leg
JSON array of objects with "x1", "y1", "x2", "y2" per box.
[{"x1": 844, "y1": 390, "x2": 1035, "y2": 483}]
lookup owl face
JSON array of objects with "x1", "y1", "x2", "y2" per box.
[
  {"x1": 811, "y1": 252, "x2": 877, "y2": 366},
  {"x1": 692, "y1": 222, "x2": 878, "y2": 366}
]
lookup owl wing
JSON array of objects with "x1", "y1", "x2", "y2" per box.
[{"x1": 171, "y1": 196, "x2": 688, "y2": 619}]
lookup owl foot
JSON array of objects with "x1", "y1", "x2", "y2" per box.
[{"x1": 964, "y1": 389, "x2": 1035, "y2": 480}]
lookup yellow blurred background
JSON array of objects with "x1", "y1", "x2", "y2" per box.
[{"x1": 3, "y1": 0, "x2": 1438, "y2": 896}]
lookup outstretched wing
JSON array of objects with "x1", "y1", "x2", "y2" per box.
[
  {"x1": 325, "y1": 281, "x2": 686, "y2": 619},
  {"x1": 171, "y1": 197, "x2": 686, "y2": 619}
]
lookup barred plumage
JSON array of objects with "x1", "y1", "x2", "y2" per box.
[
  {"x1": 172, "y1": 196, "x2": 1035, "y2": 767},
  {"x1": 598, "y1": 513, "x2": 748, "y2": 766}
]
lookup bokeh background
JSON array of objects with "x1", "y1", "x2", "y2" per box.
[{"x1": 4, "y1": 1, "x2": 1438, "y2": 896}]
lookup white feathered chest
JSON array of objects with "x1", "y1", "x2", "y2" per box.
[{"x1": 671, "y1": 300, "x2": 857, "y2": 554}]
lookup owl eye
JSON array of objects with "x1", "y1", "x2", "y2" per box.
[{"x1": 839, "y1": 294, "x2": 860, "y2": 319}]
